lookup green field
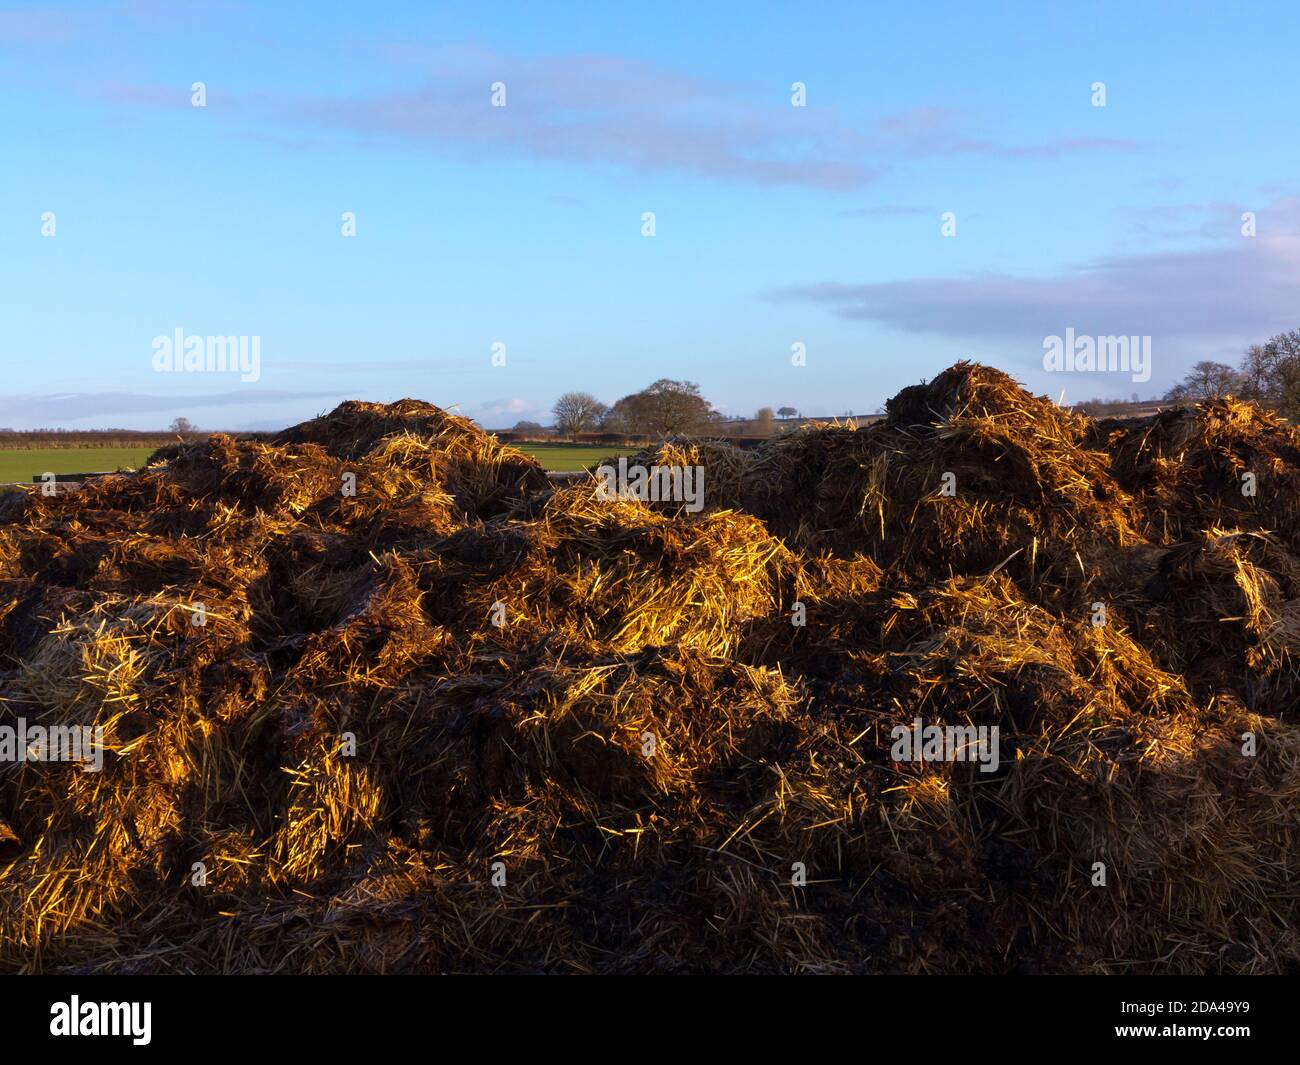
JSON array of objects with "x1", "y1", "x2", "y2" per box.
[
  {"x1": 0, "y1": 447, "x2": 157, "y2": 484},
  {"x1": 514, "y1": 443, "x2": 637, "y2": 471},
  {"x1": 0, "y1": 443, "x2": 636, "y2": 483}
]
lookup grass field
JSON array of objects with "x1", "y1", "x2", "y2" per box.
[
  {"x1": 0, "y1": 443, "x2": 636, "y2": 482},
  {"x1": 0, "y1": 447, "x2": 157, "y2": 484},
  {"x1": 514, "y1": 443, "x2": 636, "y2": 471}
]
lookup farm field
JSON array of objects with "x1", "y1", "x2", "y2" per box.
[
  {"x1": 0, "y1": 447, "x2": 157, "y2": 484},
  {"x1": 513, "y1": 442, "x2": 637, "y2": 471},
  {"x1": 0, "y1": 443, "x2": 634, "y2": 483}
]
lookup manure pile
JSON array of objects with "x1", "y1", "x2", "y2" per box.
[{"x1": 2, "y1": 366, "x2": 1299, "y2": 973}]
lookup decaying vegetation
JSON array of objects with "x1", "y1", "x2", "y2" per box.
[{"x1": 1, "y1": 369, "x2": 1298, "y2": 973}]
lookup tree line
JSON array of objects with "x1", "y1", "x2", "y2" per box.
[
  {"x1": 534, "y1": 380, "x2": 803, "y2": 439},
  {"x1": 1163, "y1": 329, "x2": 1300, "y2": 415}
]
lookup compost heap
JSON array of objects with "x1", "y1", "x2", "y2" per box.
[{"x1": 2, "y1": 365, "x2": 1298, "y2": 974}]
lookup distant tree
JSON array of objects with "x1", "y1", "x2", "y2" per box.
[
  {"x1": 609, "y1": 379, "x2": 716, "y2": 438},
  {"x1": 754, "y1": 407, "x2": 776, "y2": 436},
  {"x1": 776, "y1": 406, "x2": 798, "y2": 420},
  {"x1": 1238, "y1": 344, "x2": 1274, "y2": 402},
  {"x1": 512, "y1": 419, "x2": 545, "y2": 434},
  {"x1": 600, "y1": 400, "x2": 635, "y2": 435},
  {"x1": 1073, "y1": 396, "x2": 1144, "y2": 417},
  {"x1": 169, "y1": 417, "x2": 197, "y2": 434},
  {"x1": 552, "y1": 392, "x2": 607, "y2": 440},
  {"x1": 1238, "y1": 331, "x2": 1300, "y2": 417},
  {"x1": 1164, "y1": 361, "x2": 1241, "y2": 403}
]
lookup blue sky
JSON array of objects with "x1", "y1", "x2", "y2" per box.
[{"x1": 2, "y1": 0, "x2": 1298, "y2": 429}]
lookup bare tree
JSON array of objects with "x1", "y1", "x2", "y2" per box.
[
  {"x1": 754, "y1": 407, "x2": 776, "y2": 436},
  {"x1": 169, "y1": 417, "x2": 197, "y2": 434},
  {"x1": 552, "y1": 392, "x2": 607, "y2": 440},
  {"x1": 1239, "y1": 331, "x2": 1300, "y2": 416},
  {"x1": 1164, "y1": 361, "x2": 1240, "y2": 403},
  {"x1": 1239, "y1": 344, "x2": 1275, "y2": 402}
]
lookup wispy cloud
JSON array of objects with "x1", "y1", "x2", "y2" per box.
[
  {"x1": 102, "y1": 81, "x2": 192, "y2": 108},
  {"x1": 874, "y1": 105, "x2": 1145, "y2": 160},
  {"x1": 1, "y1": 1, "x2": 247, "y2": 49},
  {"x1": 463, "y1": 397, "x2": 546, "y2": 427},
  {"x1": 102, "y1": 46, "x2": 1142, "y2": 191},
  {"x1": 1118, "y1": 200, "x2": 1266, "y2": 242},
  {"x1": 0, "y1": 7, "x2": 80, "y2": 44},
  {"x1": 287, "y1": 49, "x2": 875, "y2": 190},
  {"x1": 771, "y1": 197, "x2": 1300, "y2": 357}
]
